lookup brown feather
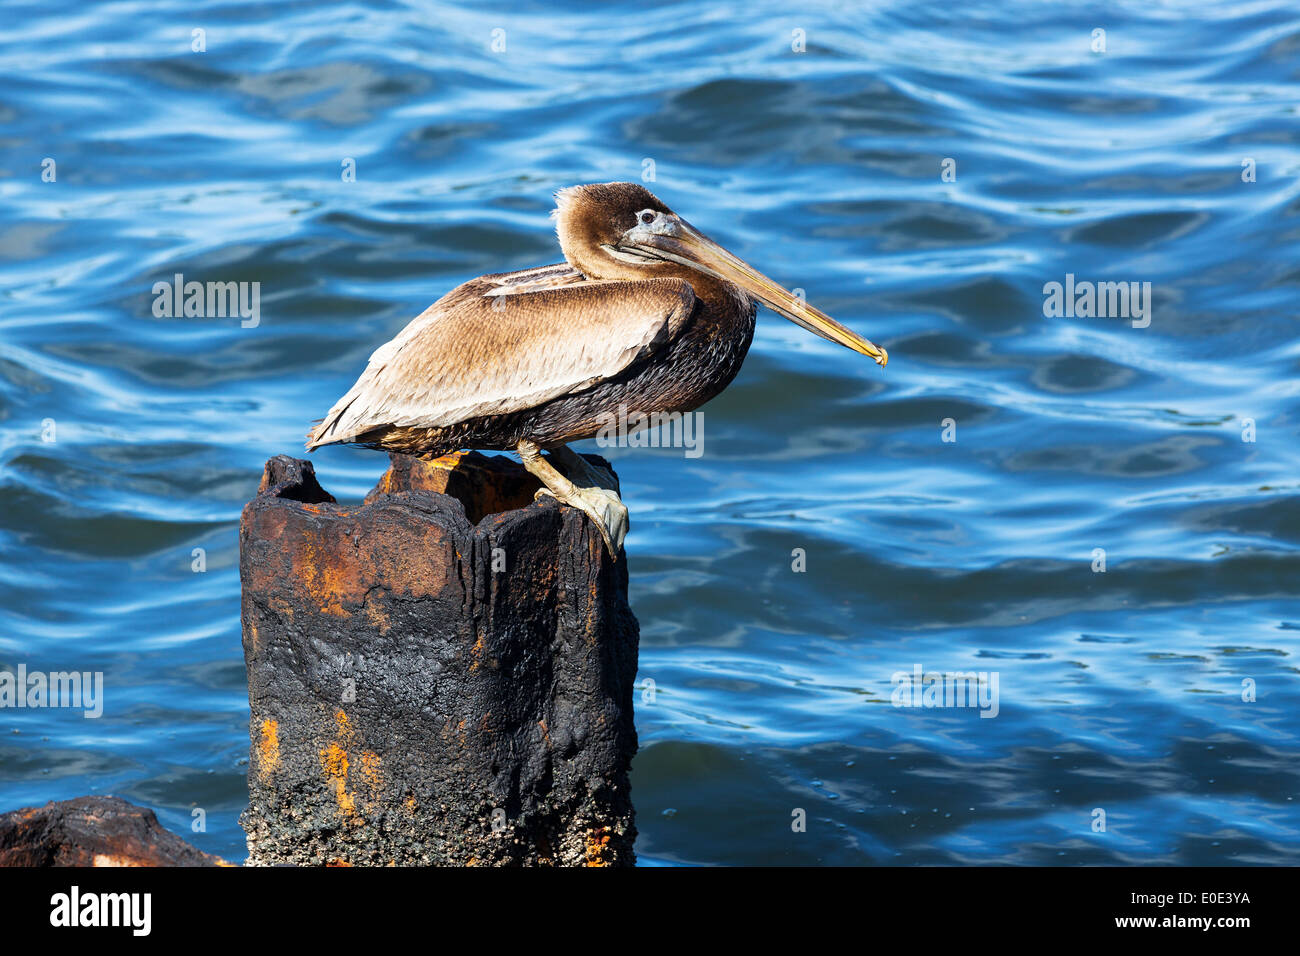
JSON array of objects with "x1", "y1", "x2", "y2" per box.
[
  {"x1": 307, "y1": 267, "x2": 695, "y2": 450},
  {"x1": 308, "y1": 183, "x2": 760, "y2": 459}
]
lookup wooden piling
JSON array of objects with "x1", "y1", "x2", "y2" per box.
[{"x1": 238, "y1": 452, "x2": 639, "y2": 866}]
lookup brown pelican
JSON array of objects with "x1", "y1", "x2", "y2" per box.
[{"x1": 307, "y1": 182, "x2": 887, "y2": 556}]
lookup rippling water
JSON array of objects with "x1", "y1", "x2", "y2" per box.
[{"x1": 2, "y1": 0, "x2": 1298, "y2": 865}]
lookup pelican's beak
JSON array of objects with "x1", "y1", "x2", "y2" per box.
[{"x1": 620, "y1": 219, "x2": 888, "y2": 366}]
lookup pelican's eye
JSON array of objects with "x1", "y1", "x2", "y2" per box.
[{"x1": 638, "y1": 209, "x2": 657, "y2": 225}]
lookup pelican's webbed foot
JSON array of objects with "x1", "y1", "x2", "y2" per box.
[
  {"x1": 517, "y1": 441, "x2": 629, "y2": 558},
  {"x1": 535, "y1": 483, "x2": 628, "y2": 557}
]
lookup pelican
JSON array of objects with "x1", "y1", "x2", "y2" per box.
[{"x1": 307, "y1": 182, "x2": 887, "y2": 556}]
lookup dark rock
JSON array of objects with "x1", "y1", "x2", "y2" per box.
[
  {"x1": 239, "y1": 451, "x2": 639, "y2": 866},
  {"x1": 0, "y1": 795, "x2": 226, "y2": 867}
]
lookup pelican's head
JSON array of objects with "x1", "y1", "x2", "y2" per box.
[{"x1": 552, "y1": 182, "x2": 887, "y2": 366}]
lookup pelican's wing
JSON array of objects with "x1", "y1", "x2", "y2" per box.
[{"x1": 307, "y1": 266, "x2": 696, "y2": 448}]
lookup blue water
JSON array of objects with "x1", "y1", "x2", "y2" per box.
[{"x1": 2, "y1": 0, "x2": 1298, "y2": 865}]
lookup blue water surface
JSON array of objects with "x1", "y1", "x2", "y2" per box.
[{"x1": 1, "y1": 0, "x2": 1298, "y2": 864}]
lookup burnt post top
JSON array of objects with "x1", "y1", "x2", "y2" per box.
[
  {"x1": 239, "y1": 451, "x2": 639, "y2": 866},
  {"x1": 250, "y1": 448, "x2": 617, "y2": 540}
]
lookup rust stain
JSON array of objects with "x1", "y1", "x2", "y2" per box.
[
  {"x1": 257, "y1": 719, "x2": 280, "y2": 783},
  {"x1": 363, "y1": 599, "x2": 392, "y2": 636},
  {"x1": 320, "y1": 709, "x2": 358, "y2": 819},
  {"x1": 359, "y1": 750, "x2": 384, "y2": 809},
  {"x1": 298, "y1": 536, "x2": 366, "y2": 617},
  {"x1": 334, "y1": 708, "x2": 353, "y2": 738},
  {"x1": 327, "y1": 858, "x2": 353, "y2": 867},
  {"x1": 584, "y1": 827, "x2": 613, "y2": 867},
  {"x1": 301, "y1": 504, "x2": 357, "y2": 517},
  {"x1": 252, "y1": 507, "x2": 289, "y2": 545},
  {"x1": 584, "y1": 575, "x2": 601, "y2": 644},
  {"x1": 267, "y1": 595, "x2": 295, "y2": 625},
  {"x1": 372, "y1": 451, "x2": 539, "y2": 522},
  {"x1": 321, "y1": 743, "x2": 355, "y2": 816},
  {"x1": 440, "y1": 717, "x2": 467, "y2": 750}
]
